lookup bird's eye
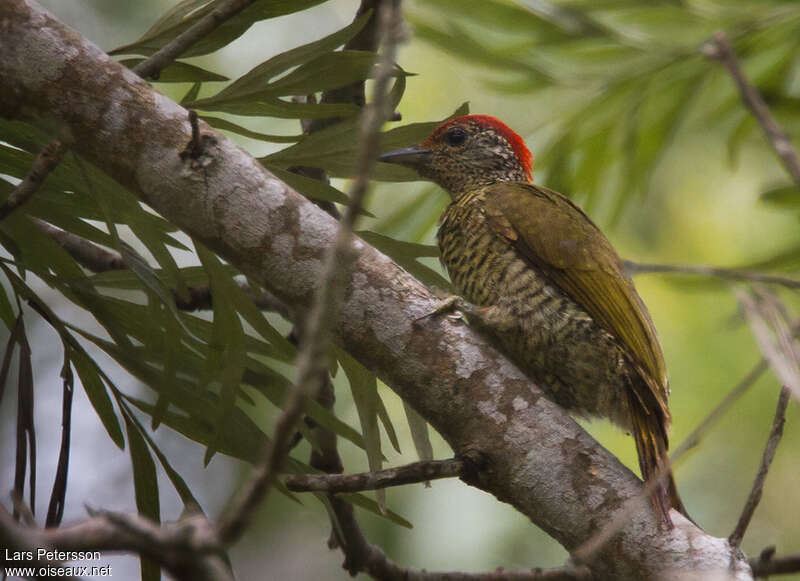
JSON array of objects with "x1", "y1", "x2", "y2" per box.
[{"x1": 444, "y1": 127, "x2": 467, "y2": 147}]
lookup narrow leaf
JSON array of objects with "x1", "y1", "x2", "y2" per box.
[
  {"x1": 124, "y1": 413, "x2": 161, "y2": 581},
  {"x1": 339, "y1": 351, "x2": 385, "y2": 510},
  {"x1": 118, "y1": 59, "x2": 228, "y2": 82},
  {"x1": 70, "y1": 346, "x2": 125, "y2": 449}
]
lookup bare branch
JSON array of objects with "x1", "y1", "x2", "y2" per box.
[
  {"x1": 625, "y1": 260, "x2": 800, "y2": 290},
  {"x1": 702, "y1": 31, "x2": 800, "y2": 188},
  {"x1": 751, "y1": 550, "x2": 800, "y2": 578},
  {"x1": 286, "y1": 458, "x2": 465, "y2": 493},
  {"x1": 128, "y1": 0, "x2": 257, "y2": 80},
  {"x1": 0, "y1": 141, "x2": 66, "y2": 221},
  {"x1": 34, "y1": 219, "x2": 125, "y2": 272},
  {"x1": 729, "y1": 386, "x2": 792, "y2": 548},
  {"x1": 0, "y1": 505, "x2": 230, "y2": 581},
  {"x1": 33, "y1": 218, "x2": 290, "y2": 317},
  {"x1": 214, "y1": 0, "x2": 404, "y2": 546},
  {"x1": 321, "y1": 487, "x2": 593, "y2": 581}
]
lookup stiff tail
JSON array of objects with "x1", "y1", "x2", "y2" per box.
[{"x1": 628, "y1": 395, "x2": 691, "y2": 527}]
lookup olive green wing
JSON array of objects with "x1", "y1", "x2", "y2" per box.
[{"x1": 483, "y1": 182, "x2": 670, "y2": 421}]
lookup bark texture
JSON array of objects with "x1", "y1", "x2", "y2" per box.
[{"x1": 0, "y1": 1, "x2": 752, "y2": 579}]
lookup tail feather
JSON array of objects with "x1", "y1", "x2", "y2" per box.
[{"x1": 628, "y1": 394, "x2": 691, "y2": 527}]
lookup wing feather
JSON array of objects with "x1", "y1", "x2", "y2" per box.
[{"x1": 483, "y1": 182, "x2": 670, "y2": 421}]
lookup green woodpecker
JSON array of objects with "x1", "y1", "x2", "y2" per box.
[{"x1": 380, "y1": 114, "x2": 688, "y2": 526}]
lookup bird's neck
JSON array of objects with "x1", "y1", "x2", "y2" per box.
[{"x1": 441, "y1": 173, "x2": 530, "y2": 202}]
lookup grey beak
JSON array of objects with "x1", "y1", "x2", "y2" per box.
[{"x1": 378, "y1": 146, "x2": 432, "y2": 166}]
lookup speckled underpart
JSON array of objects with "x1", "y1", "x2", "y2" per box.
[
  {"x1": 388, "y1": 114, "x2": 687, "y2": 526},
  {"x1": 439, "y1": 189, "x2": 633, "y2": 428}
]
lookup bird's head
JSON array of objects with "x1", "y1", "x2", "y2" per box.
[{"x1": 380, "y1": 114, "x2": 533, "y2": 199}]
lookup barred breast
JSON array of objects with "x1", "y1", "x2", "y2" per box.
[{"x1": 437, "y1": 190, "x2": 635, "y2": 426}]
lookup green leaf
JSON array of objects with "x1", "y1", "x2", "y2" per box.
[
  {"x1": 761, "y1": 185, "x2": 800, "y2": 209},
  {"x1": 376, "y1": 384, "x2": 400, "y2": 454},
  {"x1": 195, "y1": 10, "x2": 371, "y2": 102},
  {"x1": 0, "y1": 214, "x2": 86, "y2": 281},
  {"x1": 124, "y1": 413, "x2": 161, "y2": 581},
  {"x1": 243, "y1": 373, "x2": 366, "y2": 451},
  {"x1": 357, "y1": 231, "x2": 449, "y2": 290},
  {"x1": 726, "y1": 112, "x2": 755, "y2": 167},
  {"x1": 194, "y1": 244, "x2": 294, "y2": 360},
  {"x1": 267, "y1": 50, "x2": 381, "y2": 96},
  {"x1": 339, "y1": 492, "x2": 412, "y2": 529},
  {"x1": 196, "y1": 243, "x2": 247, "y2": 463},
  {"x1": 0, "y1": 276, "x2": 15, "y2": 329},
  {"x1": 189, "y1": 95, "x2": 360, "y2": 119},
  {"x1": 0, "y1": 119, "x2": 52, "y2": 153},
  {"x1": 372, "y1": 184, "x2": 447, "y2": 243},
  {"x1": 118, "y1": 59, "x2": 228, "y2": 82},
  {"x1": 263, "y1": 102, "x2": 469, "y2": 179},
  {"x1": 111, "y1": 0, "x2": 329, "y2": 59},
  {"x1": 266, "y1": 165, "x2": 371, "y2": 211},
  {"x1": 181, "y1": 82, "x2": 202, "y2": 104},
  {"x1": 411, "y1": 19, "x2": 550, "y2": 82},
  {"x1": 193, "y1": 51, "x2": 382, "y2": 105},
  {"x1": 339, "y1": 351, "x2": 385, "y2": 510},
  {"x1": 90, "y1": 265, "x2": 214, "y2": 290},
  {"x1": 126, "y1": 395, "x2": 267, "y2": 464},
  {"x1": 119, "y1": 244, "x2": 197, "y2": 340},
  {"x1": 404, "y1": 401, "x2": 433, "y2": 467},
  {"x1": 122, "y1": 402, "x2": 202, "y2": 510},
  {"x1": 202, "y1": 116, "x2": 303, "y2": 143},
  {"x1": 70, "y1": 347, "x2": 125, "y2": 449}
]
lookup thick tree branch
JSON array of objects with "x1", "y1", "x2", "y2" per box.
[
  {"x1": 0, "y1": 0, "x2": 254, "y2": 224},
  {"x1": 214, "y1": 0, "x2": 402, "y2": 547},
  {"x1": 702, "y1": 31, "x2": 800, "y2": 189},
  {"x1": 0, "y1": 2, "x2": 753, "y2": 578},
  {"x1": 729, "y1": 386, "x2": 791, "y2": 548},
  {"x1": 286, "y1": 458, "x2": 465, "y2": 493}
]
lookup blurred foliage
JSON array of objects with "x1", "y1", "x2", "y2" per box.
[
  {"x1": 1, "y1": 0, "x2": 800, "y2": 580},
  {"x1": 413, "y1": 0, "x2": 800, "y2": 224}
]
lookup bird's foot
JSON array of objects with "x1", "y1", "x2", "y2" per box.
[{"x1": 415, "y1": 294, "x2": 481, "y2": 325}]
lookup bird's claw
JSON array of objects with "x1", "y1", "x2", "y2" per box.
[{"x1": 414, "y1": 295, "x2": 477, "y2": 325}]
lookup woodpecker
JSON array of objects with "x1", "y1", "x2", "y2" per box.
[{"x1": 380, "y1": 114, "x2": 688, "y2": 526}]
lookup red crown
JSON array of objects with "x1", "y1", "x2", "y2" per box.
[{"x1": 433, "y1": 115, "x2": 533, "y2": 182}]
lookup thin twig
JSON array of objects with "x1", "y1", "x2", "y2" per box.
[
  {"x1": 0, "y1": 141, "x2": 66, "y2": 221},
  {"x1": 729, "y1": 386, "x2": 792, "y2": 548},
  {"x1": 35, "y1": 219, "x2": 126, "y2": 272},
  {"x1": 0, "y1": 505, "x2": 230, "y2": 581},
  {"x1": 34, "y1": 218, "x2": 289, "y2": 315},
  {"x1": 702, "y1": 31, "x2": 800, "y2": 188},
  {"x1": 128, "y1": 0, "x2": 257, "y2": 79},
  {"x1": 750, "y1": 551, "x2": 800, "y2": 578},
  {"x1": 625, "y1": 260, "x2": 800, "y2": 290},
  {"x1": 286, "y1": 458, "x2": 465, "y2": 493},
  {"x1": 214, "y1": 0, "x2": 403, "y2": 546}
]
